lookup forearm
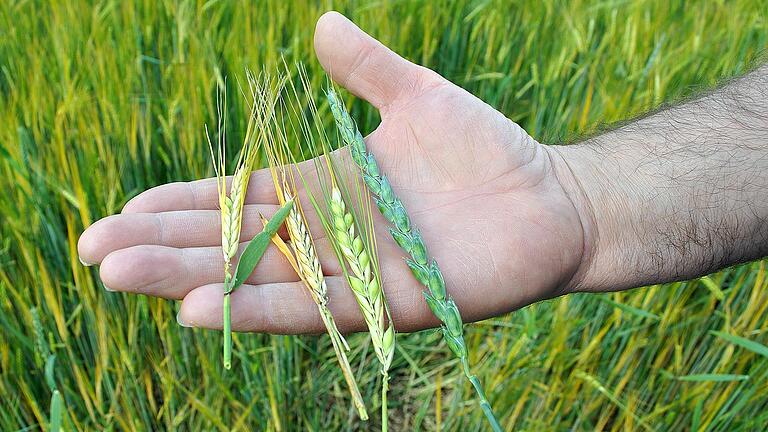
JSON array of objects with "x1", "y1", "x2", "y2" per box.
[{"x1": 555, "y1": 64, "x2": 768, "y2": 293}]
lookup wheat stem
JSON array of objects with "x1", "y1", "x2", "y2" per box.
[
  {"x1": 327, "y1": 88, "x2": 502, "y2": 431},
  {"x1": 223, "y1": 274, "x2": 232, "y2": 369},
  {"x1": 381, "y1": 371, "x2": 389, "y2": 432}
]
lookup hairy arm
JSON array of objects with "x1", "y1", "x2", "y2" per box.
[{"x1": 556, "y1": 64, "x2": 768, "y2": 293}]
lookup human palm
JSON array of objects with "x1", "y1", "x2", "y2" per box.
[{"x1": 77, "y1": 12, "x2": 586, "y2": 333}]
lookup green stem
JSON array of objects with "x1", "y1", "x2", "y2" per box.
[
  {"x1": 223, "y1": 274, "x2": 232, "y2": 370},
  {"x1": 462, "y1": 358, "x2": 502, "y2": 432},
  {"x1": 49, "y1": 389, "x2": 62, "y2": 432},
  {"x1": 382, "y1": 371, "x2": 389, "y2": 432}
]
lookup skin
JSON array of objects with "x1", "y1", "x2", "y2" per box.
[{"x1": 77, "y1": 12, "x2": 768, "y2": 335}]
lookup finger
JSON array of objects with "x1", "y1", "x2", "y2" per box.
[
  {"x1": 313, "y1": 11, "x2": 441, "y2": 111},
  {"x1": 177, "y1": 278, "x2": 366, "y2": 335},
  {"x1": 177, "y1": 263, "x2": 441, "y2": 334},
  {"x1": 122, "y1": 168, "x2": 279, "y2": 213},
  {"x1": 121, "y1": 153, "x2": 334, "y2": 214},
  {"x1": 98, "y1": 241, "x2": 343, "y2": 299},
  {"x1": 78, "y1": 204, "x2": 323, "y2": 264}
]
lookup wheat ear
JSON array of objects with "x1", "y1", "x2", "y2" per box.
[
  {"x1": 256, "y1": 72, "x2": 368, "y2": 418},
  {"x1": 207, "y1": 74, "x2": 270, "y2": 370},
  {"x1": 327, "y1": 89, "x2": 502, "y2": 431},
  {"x1": 219, "y1": 164, "x2": 251, "y2": 370},
  {"x1": 328, "y1": 186, "x2": 395, "y2": 430},
  {"x1": 279, "y1": 186, "x2": 369, "y2": 420}
]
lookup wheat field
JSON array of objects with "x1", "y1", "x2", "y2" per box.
[{"x1": 1, "y1": 1, "x2": 767, "y2": 430}]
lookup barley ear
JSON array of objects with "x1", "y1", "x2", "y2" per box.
[{"x1": 327, "y1": 88, "x2": 503, "y2": 432}]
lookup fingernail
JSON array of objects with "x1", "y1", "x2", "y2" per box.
[
  {"x1": 79, "y1": 256, "x2": 94, "y2": 267},
  {"x1": 176, "y1": 312, "x2": 191, "y2": 328},
  {"x1": 103, "y1": 284, "x2": 115, "y2": 292}
]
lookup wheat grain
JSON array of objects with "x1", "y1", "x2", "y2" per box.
[{"x1": 327, "y1": 88, "x2": 502, "y2": 431}]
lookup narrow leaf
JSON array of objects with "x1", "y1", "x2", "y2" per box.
[
  {"x1": 597, "y1": 296, "x2": 660, "y2": 321},
  {"x1": 49, "y1": 390, "x2": 63, "y2": 432},
  {"x1": 260, "y1": 215, "x2": 300, "y2": 275},
  {"x1": 676, "y1": 374, "x2": 749, "y2": 382},
  {"x1": 44, "y1": 354, "x2": 57, "y2": 391},
  {"x1": 699, "y1": 276, "x2": 725, "y2": 300},
  {"x1": 231, "y1": 199, "x2": 294, "y2": 290},
  {"x1": 711, "y1": 330, "x2": 768, "y2": 358}
]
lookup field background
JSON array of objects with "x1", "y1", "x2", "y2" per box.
[{"x1": 2, "y1": 0, "x2": 767, "y2": 430}]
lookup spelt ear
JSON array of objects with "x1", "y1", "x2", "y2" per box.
[{"x1": 314, "y1": 11, "x2": 438, "y2": 111}]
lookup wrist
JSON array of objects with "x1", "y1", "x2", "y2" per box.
[
  {"x1": 548, "y1": 66, "x2": 768, "y2": 295},
  {"x1": 546, "y1": 140, "x2": 642, "y2": 294}
]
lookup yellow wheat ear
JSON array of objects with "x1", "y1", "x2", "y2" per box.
[
  {"x1": 286, "y1": 62, "x2": 399, "y2": 428},
  {"x1": 290, "y1": 59, "x2": 397, "y2": 429},
  {"x1": 255, "y1": 69, "x2": 369, "y2": 421},
  {"x1": 206, "y1": 72, "x2": 280, "y2": 370}
]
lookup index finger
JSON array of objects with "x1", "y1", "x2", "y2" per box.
[{"x1": 122, "y1": 167, "x2": 279, "y2": 213}]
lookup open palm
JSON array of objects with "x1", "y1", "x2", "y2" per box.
[{"x1": 77, "y1": 12, "x2": 587, "y2": 334}]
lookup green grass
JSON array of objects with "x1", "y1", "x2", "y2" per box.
[{"x1": 1, "y1": 0, "x2": 767, "y2": 430}]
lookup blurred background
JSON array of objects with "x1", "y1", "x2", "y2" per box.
[{"x1": 1, "y1": 0, "x2": 767, "y2": 430}]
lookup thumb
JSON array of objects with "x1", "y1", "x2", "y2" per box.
[{"x1": 313, "y1": 11, "x2": 438, "y2": 112}]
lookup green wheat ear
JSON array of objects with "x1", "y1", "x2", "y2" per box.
[
  {"x1": 326, "y1": 88, "x2": 503, "y2": 432},
  {"x1": 327, "y1": 185, "x2": 396, "y2": 431}
]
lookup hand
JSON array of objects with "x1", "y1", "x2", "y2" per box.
[{"x1": 77, "y1": 12, "x2": 589, "y2": 333}]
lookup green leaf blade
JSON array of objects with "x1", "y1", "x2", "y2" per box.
[
  {"x1": 676, "y1": 374, "x2": 749, "y2": 382},
  {"x1": 597, "y1": 296, "x2": 660, "y2": 321},
  {"x1": 231, "y1": 199, "x2": 294, "y2": 291},
  {"x1": 711, "y1": 331, "x2": 768, "y2": 358}
]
